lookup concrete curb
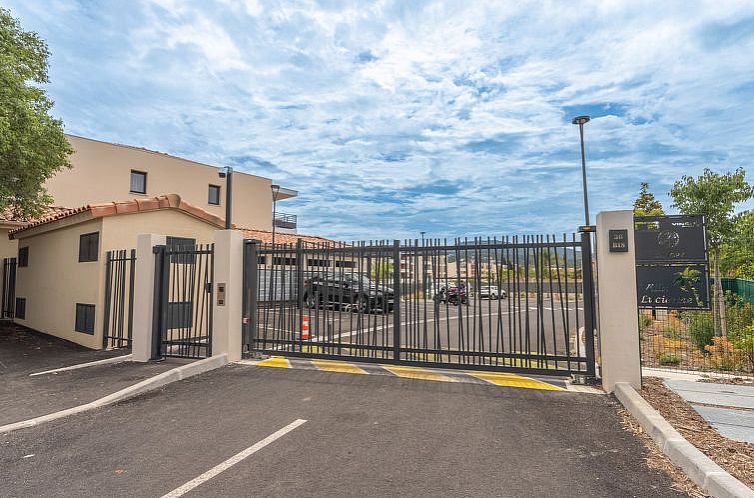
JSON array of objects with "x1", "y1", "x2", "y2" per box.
[
  {"x1": 0, "y1": 354, "x2": 228, "y2": 435},
  {"x1": 29, "y1": 354, "x2": 133, "y2": 377},
  {"x1": 614, "y1": 382, "x2": 754, "y2": 498}
]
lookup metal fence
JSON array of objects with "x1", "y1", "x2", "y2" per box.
[
  {"x1": 243, "y1": 234, "x2": 596, "y2": 376},
  {"x1": 639, "y1": 225, "x2": 754, "y2": 377},
  {"x1": 1, "y1": 257, "x2": 16, "y2": 319},
  {"x1": 102, "y1": 249, "x2": 136, "y2": 349},
  {"x1": 153, "y1": 243, "x2": 214, "y2": 359}
]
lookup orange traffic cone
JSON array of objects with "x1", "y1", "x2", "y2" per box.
[{"x1": 301, "y1": 315, "x2": 310, "y2": 340}]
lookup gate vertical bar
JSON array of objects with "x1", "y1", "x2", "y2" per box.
[
  {"x1": 392, "y1": 239, "x2": 401, "y2": 360},
  {"x1": 296, "y1": 239, "x2": 304, "y2": 351},
  {"x1": 102, "y1": 251, "x2": 113, "y2": 348},
  {"x1": 126, "y1": 249, "x2": 136, "y2": 348},
  {"x1": 580, "y1": 231, "x2": 597, "y2": 377}
]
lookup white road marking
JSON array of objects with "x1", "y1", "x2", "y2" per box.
[{"x1": 161, "y1": 419, "x2": 307, "y2": 498}]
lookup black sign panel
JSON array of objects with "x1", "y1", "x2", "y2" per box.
[
  {"x1": 609, "y1": 229, "x2": 629, "y2": 252},
  {"x1": 636, "y1": 264, "x2": 710, "y2": 309},
  {"x1": 634, "y1": 215, "x2": 707, "y2": 263}
]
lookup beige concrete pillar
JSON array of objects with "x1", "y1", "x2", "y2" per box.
[
  {"x1": 596, "y1": 210, "x2": 641, "y2": 392},
  {"x1": 132, "y1": 234, "x2": 166, "y2": 362},
  {"x1": 212, "y1": 229, "x2": 244, "y2": 362}
]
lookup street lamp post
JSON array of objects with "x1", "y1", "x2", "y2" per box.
[
  {"x1": 218, "y1": 167, "x2": 233, "y2": 229},
  {"x1": 571, "y1": 115, "x2": 591, "y2": 227},
  {"x1": 271, "y1": 184, "x2": 280, "y2": 247}
]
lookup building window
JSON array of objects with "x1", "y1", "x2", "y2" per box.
[
  {"x1": 307, "y1": 259, "x2": 331, "y2": 267},
  {"x1": 167, "y1": 236, "x2": 197, "y2": 264},
  {"x1": 258, "y1": 255, "x2": 267, "y2": 265},
  {"x1": 335, "y1": 260, "x2": 356, "y2": 268},
  {"x1": 130, "y1": 170, "x2": 147, "y2": 194},
  {"x1": 79, "y1": 232, "x2": 99, "y2": 262},
  {"x1": 18, "y1": 247, "x2": 28, "y2": 267},
  {"x1": 15, "y1": 298, "x2": 26, "y2": 319},
  {"x1": 208, "y1": 184, "x2": 221, "y2": 205},
  {"x1": 75, "y1": 303, "x2": 95, "y2": 335},
  {"x1": 167, "y1": 301, "x2": 193, "y2": 329}
]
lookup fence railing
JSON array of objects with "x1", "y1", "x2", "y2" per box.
[
  {"x1": 103, "y1": 250, "x2": 136, "y2": 349},
  {"x1": 244, "y1": 235, "x2": 595, "y2": 376}
]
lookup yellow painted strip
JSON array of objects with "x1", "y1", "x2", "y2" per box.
[
  {"x1": 311, "y1": 359, "x2": 368, "y2": 375},
  {"x1": 255, "y1": 356, "x2": 291, "y2": 369},
  {"x1": 381, "y1": 365, "x2": 457, "y2": 383},
  {"x1": 468, "y1": 371, "x2": 564, "y2": 391}
]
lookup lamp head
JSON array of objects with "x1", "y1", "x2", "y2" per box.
[{"x1": 571, "y1": 115, "x2": 591, "y2": 125}]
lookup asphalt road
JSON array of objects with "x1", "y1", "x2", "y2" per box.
[
  {"x1": 1, "y1": 365, "x2": 686, "y2": 498},
  {"x1": 255, "y1": 297, "x2": 586, "y2": 371}
]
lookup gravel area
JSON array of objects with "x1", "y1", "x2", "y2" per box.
[{"x1": 641, "y1": 377, "x2": 754, "y2": 489}]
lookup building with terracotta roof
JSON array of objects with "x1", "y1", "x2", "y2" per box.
[{"x1": 7, "y1": 194, "x2": 338, "y2": 349}]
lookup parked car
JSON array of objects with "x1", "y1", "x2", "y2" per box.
[
  {"x1": 479, "y1": 285, "x2": 507, "y2": 299},
  {"x1": 303, "y1": 273, "x2": 394, "y2": 313}
]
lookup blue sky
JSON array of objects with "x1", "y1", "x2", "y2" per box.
[{"x1": 6, "y1": 1, "x2": 754, "y2": 241}]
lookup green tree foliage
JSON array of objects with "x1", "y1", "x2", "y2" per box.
[
  {"x1": 633, "y1": 182, "x2": 664, "y2": 216},
  {"x1": 720, "y1": 210, "x2": 754, "y2": 279},
  {"x1": 670, "y1": 168, "x2": 754, "y2": 335},
  {"x1": 0, "y1": 7, "x2": 72, "y2": 219}
]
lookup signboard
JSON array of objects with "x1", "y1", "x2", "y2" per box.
[
  {"x1": 635, "y1": 215, "x2": 710, "y2": 310},
  {"x1": 609, "y1": 229, "x2": 628, "y2": 252},
  {"x1": 636, "y1": 264, "x2": 710, "y2": 309},
  {"x1": 635, "y1": 215, "x2": 707, "y2": 263}
]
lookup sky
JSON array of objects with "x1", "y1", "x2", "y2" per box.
[{"x1": 6, "y1": 0, "x2": 754, "y2": 241}]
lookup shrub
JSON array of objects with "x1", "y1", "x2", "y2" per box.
[
  {"x1": 658, "y1": 353, "x2": 681, "y2": 366},
  {"x1": 687, "y1": 312, "x2": 715, "y2": 351},
  {"x1": 662, "y1": 326, "x2": 683, "y2": 341},
  {"x1": 639, "y1": 314, "x2": 653, "y2": 331},
  {"x1": 704, "y1": 337, "x2": 744, "y2": 372}
]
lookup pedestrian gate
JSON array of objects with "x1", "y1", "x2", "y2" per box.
[
  {"x1": 152, "y1": 243, "x2": 214, "y2": 359},
  {"x1": 102, "y1": 249, "x2": 136, "y2": 349},
  {"x1": 242, "y1": 235, "x2": 596, "y2": 377}
]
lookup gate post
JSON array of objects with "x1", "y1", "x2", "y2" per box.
[
  {"x1": 580, "y1": 232, "x2": 597, "y2": 378},
  {"x1": 596, "y1": 210, "x2": 641, "y2": 392},
  {"x1": 131, "y1": 234, "x2": 166, "y2": 362},
  {"x1": 212, "y1": 229, "x2": 244, "y2": 362},
  {"x1": 392, "y1": 240, "x2": 401, "y2": 360}
]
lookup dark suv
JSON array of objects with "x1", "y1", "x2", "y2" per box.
[{"x1": 303, "y1": 273, "x2": 394, "y2": 313}]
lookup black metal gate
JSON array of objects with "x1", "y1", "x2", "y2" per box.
[
  {"x1": 243, "y1": 234, "x2": 596, "y2": 377},
  {"x1": 1, "y1": 257, "x2": 16, "y2": 319},
  {"x1": 153, "y1": 243, "x2": 214, "y2": 359},
  {"x1": 102, "y1": 249, "x2": 136, "y2": 349}
]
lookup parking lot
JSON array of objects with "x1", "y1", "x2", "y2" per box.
[
  {"x1": 1, "y1": 364, "x2": 685, "y2": 498},
  {"x1": 255, "y1": 296, "x2": 587, "y2": 372}
]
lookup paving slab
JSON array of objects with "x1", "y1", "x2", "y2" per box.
[
  {"x1": 665, "y1": 379, "x2": 754, "y2": 409},
  {"x1": 692, "y1": 405, "x2": 754, "y2": 444}
]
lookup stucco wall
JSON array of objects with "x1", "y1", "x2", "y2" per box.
[
  {"x1": 0, "y1": 229, "x2": 17, "y2": 260},
  {"x1": 46, "y1": 135, "x2": 276, "y2": 230},
  {"x1": 102, "y1": 209, "x2": 218, "y2": 251},
  {"x1": 14, "y1": 218, "x2": 104, "y2": 349}
]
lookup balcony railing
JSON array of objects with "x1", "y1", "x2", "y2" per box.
[{"x1": 274, "y1": 212, "x2": 297, "y2": 230}]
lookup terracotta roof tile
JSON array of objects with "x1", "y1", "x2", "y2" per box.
[
  {"x1": 0, "y1": 206, "x2": 74, "y2": 226},
  {"x1": 240, "y1": 228, "x2": 342, "y2": 247},
  {"x1": 8, "y1": 194, "x2": 226, "y2": 238}
]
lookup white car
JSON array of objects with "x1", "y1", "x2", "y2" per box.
[{"x1": 478, "y1": 285, "x2": 506, "y2": 299}]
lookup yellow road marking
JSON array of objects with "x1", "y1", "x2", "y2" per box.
[
  {"x1": 380, "y1": 364, "x2": 457, "y2": 383},
  {"x1": 311, "y1": 359, "x2": 368, "y2": 375},
  {"x1": 467, "y1": 371, "x2": 564, "y2": 391},
  {"x1": 255, "y1": 356, "x2": 291, "y2": 368}
]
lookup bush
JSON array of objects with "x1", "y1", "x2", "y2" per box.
[
  {"x1": 639, "y1": 314, "x2": 653, "y2": 331},
  {"x1": 662, "y1": 326, "x2": 683, "y2": 340},
  {"x1": 687, "y1": 312, "x2": 715, "y2": 350},
  {"x1": 658, "y1": 353, "x2": 681, "y2": 366}
]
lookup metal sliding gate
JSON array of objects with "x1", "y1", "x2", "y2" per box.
[
  {"x1": 243, "y1": 234, "x2": 596, "y2": 377},
  {"x1": 1, "y1": 257, "x2": 16, "y2": 319},
  {"x1": 102, "y1": 249, "x2": 136, "y2": 349},
  {"x1": 153, "y1": 244, "x2": 214, "y2": 359}
]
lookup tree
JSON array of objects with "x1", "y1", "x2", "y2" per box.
[
  {"x1": 633, "y1": 182, "x2": 664, "y2": 216},
  {"x1": 720, "y1": 210, "x2": 754, "y2": 279},
  {"x1": 670, "y1": 168, "x2": 754, "y2": 335},
  {"x1": 0, "y1": 7, "x2": 72, "y2": 219}
]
